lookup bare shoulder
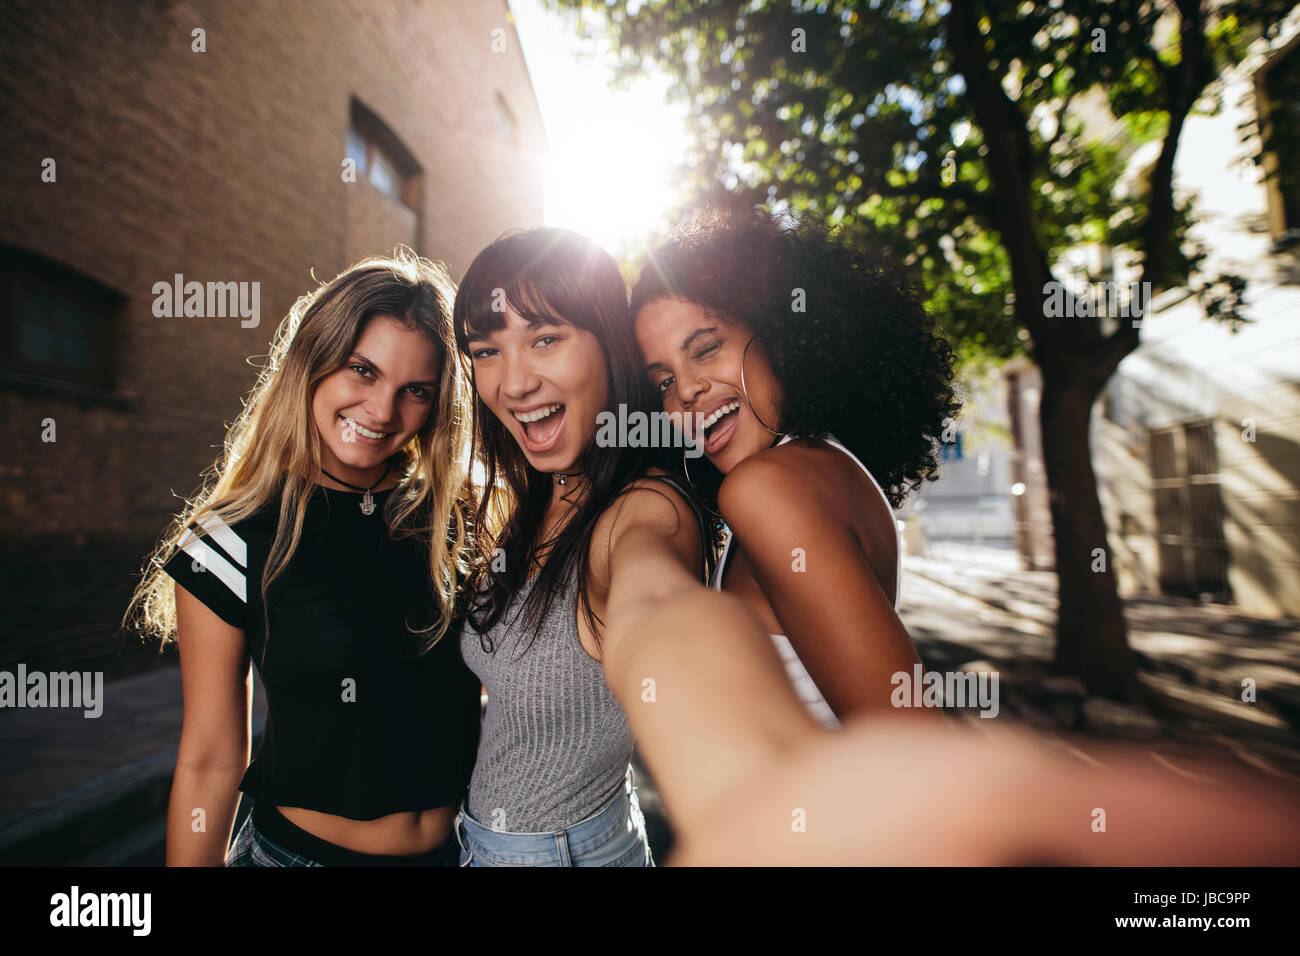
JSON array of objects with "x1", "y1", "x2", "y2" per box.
[
  {"x1": 589, "y1": 468, "x2": 701, "y2": 580},
  {"x1": 719, "y1": 439, "x2": 893, "y2": 543},
  {"x1": 601, "y1": 468, "x2": 697, "y2": 537},
  {"x1": 718, "y1": 440, "x2": 836, "y2": 518}
]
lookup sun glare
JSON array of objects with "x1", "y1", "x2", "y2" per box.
[{"x1": 511, "y1": 0, "x2": 692, "y2": 259}]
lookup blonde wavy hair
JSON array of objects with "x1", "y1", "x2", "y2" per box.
[{"x1": 125, "y1": 248, "x2": 475, "y2": 654}]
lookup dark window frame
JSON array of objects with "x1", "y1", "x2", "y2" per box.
[
  {"x1": 0, "y1": 246, "x2": 123, "y2": 392},
  {"x1": 1149, "y1": 418, "x2": 1231, "y2": 602},
  {"x1": 1256, "y1": 34, "x2": 1300, "y2": 238},
  {"x1": 347, "y1": 98, "x2": 423, "y2": 211}
]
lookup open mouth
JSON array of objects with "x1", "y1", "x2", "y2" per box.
[
  {"x1": 340, "y1": 416, "x2": 391, "y2": 443},
  {"x1": 513, "y1": 403, "x2": 566, "y2": 453},
  {"x1": 699, "y1": 400, "x2": 740, "y2": 455}
]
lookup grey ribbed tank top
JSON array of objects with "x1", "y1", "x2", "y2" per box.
[{"x1": 459, "y1": 559, "x2": 633, "y2": 832}]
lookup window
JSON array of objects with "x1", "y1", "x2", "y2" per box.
[
  {"x1": 1150, "y1": 420, "x2": 1230, "y2": 601},
  {"x1": 493, "y1": 93, "x2": 517, "y2": 147},
  {"x1": 345, "y1": 128, "x2": 368, "y2": 171},
  {"x1": 1, "y1": 246, "x2": 121, "y2": 390},
  {"x1": 346, "y1": 99, "x2": 422, "y2": 209},
  {"x1": 1258, "y1": 39, "x2": 1300, "y2": 241}
]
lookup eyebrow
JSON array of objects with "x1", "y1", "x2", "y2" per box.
[
  {"x1": 351, "y1": 351, "x2": 437, "y2": 388},
  {"x1": 466, "y1": 316, "x2": 563, "y2": 343},
  {"x1": 644, "y1": 327, "x2": 718, "y2": 373}
]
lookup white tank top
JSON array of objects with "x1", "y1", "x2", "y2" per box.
[{"x1": 709, "y1": 433, "x2": 901, "y2": 730}]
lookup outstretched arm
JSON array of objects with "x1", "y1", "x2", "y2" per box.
[
  {"x1": 598, "y1": 480, "x2": 826, "y2": 840},
  {"x1": 598, "y1": 483, "x2": 1300, "y2": 866},
  {"x1": 666, "y1": 708, "x2": 1300, "y2": 866}
]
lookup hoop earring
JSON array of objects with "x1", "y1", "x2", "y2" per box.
[{"x1": 740, "y1": 337, "x2": 785, "y2": 438}]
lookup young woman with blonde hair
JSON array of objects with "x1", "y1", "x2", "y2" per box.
[{"x1": 127, "y1": 250, "x2": 482, "y2": 866}]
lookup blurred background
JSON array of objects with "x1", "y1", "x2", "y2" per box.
[{"x1": 1, "y1": 0, "x2": 1299, "y2": 865}]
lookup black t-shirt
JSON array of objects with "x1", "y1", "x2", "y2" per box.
[{"x1": 163, "y1": 485, "x2": 481, "y2": 820}]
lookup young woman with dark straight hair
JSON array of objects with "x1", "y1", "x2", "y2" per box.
[{"x1": 452, "y1": 227, "x2": 712, "y2": 867}]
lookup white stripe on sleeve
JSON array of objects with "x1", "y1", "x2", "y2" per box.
[
  {"x1": 196, "y1": 514, "x2": 248, "y2": 569},
  {"x1": 178, "y1": 535, "x2": 247, "y2": 604}
]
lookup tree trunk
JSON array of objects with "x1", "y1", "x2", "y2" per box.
[{"x1": 1037, "y1": 374, "x2": 1142, "y2": 701}]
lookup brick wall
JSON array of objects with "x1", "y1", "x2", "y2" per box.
[{"x1": 0, "y1": 0, "x2": 545, "y2": 671}]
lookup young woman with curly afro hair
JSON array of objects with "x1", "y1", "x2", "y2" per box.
[{"x1": 630, "y1": 204, "x2": 961, "y2": 727}]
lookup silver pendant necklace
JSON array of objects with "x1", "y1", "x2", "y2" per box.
[{"x1": 320, "y1": 462, "x2": 391, "y2": 514}]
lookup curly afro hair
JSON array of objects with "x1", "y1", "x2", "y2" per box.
[{"x1": 629, "y1": 205, "x2": 960, "y2": 509}]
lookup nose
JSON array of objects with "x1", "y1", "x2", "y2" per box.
[
  {"x1": 677, "y1": 370, "x2": 710, "y2": 408},
  {"x1": 501, "y1": 348, "x2": 542, "y2": 400},
  {"x1": 362, "y1": 390, "x2": 398, "y2": 427}
]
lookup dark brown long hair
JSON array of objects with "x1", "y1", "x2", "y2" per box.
[{"x1": 454, "y1": 227, "x2": 693, "y2": 655}]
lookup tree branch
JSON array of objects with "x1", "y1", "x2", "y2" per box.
[
  {"x1": 863, "y1": 180, "x2": 994, "y2": 219},
  {"x1": 947, "y1": 0, "x2": 1053, "y2": 346},
  {"x1": 1137, "y1": 0, "x2": 1209, "y2": 297}
]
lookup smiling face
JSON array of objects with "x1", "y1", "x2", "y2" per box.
[
  {"x1": 310, "y1": 313, "x2": 441, "y2": 486},
  {"x1": 466, "y1": 305, "x2": 610, "y2": 475},
  {"x1": 635, "y1": 296, "x2": 784, "y2": 475}
]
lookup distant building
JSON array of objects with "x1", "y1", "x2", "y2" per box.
[
  {"x1": 0, "y1": 0, "x2": 546, "y2": 672},
  {"x1": 1007, "y1": 10, "x2": 1300, "y2": 618},
  {"x1": 902, "y1": 371, "x2": 1018, "y2": 557}
]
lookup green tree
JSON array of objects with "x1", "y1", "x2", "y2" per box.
[{"x1": 553, "y1": 0, "x2": 1289, "y2": 700}]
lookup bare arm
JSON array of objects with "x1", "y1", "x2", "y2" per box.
[
  {"x1": 601, "y1": 486, "x2": 1300, "y2": 866},
  {"x1": 667, "y1": 710, "x2": 1300, "y2": 866},
  {"x1": 165, "y1": 584, "x2": 251, "y2": 866},
  {"x1": 717, "y1": 454, "x2": 928, "y2": 721},
  {"x1": 600, "y1": 480, "x2": 825, "y2": 839}
]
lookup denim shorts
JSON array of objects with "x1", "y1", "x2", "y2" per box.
[
  {"x1": 225, "y1": 801, "x2": 459, "y2": 867},
  {"x1": 454, "y1": 765, "x2": 654, "y2": 867}
]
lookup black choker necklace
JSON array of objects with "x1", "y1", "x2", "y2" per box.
[
  {"x1": 320, "y1": 462, "x2": 391, "y2": 515},
  {"x1": 552, "y1": 470, "x2": 583, "y2": 486}
]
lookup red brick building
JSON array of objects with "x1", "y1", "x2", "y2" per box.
[{"x1": 0, "y1": 0, "x2": 545, "y2": 672}]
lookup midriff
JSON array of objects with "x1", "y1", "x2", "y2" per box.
[{"x1": 276, "y1": 803, "x2": 456, "y2": 855}]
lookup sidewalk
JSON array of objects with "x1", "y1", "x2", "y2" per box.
[
  {"x1": 900, "y1": 551, "x2": 1300, "y2": 779},
  {"x1": 0, "y1": 663, "x2": 266, "y2": 865},
  {"x1": 3, "y1": 554, "x2": 1298, "y2": 864}
]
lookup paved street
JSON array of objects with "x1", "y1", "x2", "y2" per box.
[
  {"x1": 900, "y1": 551, "x2": 1300, "y2": 780},
  {"x1": 2, "y1": 551, "x2": 1298, "y2": 864}
]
